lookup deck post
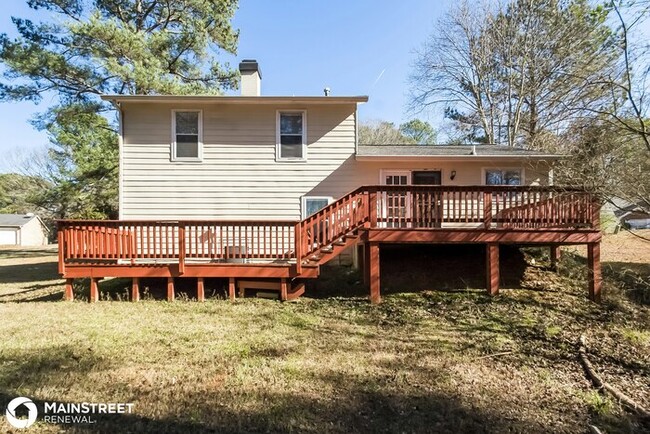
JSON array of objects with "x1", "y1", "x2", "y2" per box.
[
  {"x1": 131, "y1": 277, "x2": 140, "y2": 302},
  {"x1": 587, "y1": 243, "x2": 602, "y2": 303},
  {"x1": 294, "y1": 223, "x2": 302, "y2": 274},
  {"x1": 486, "y1": 243, "x2": 500, "y2": 296},
  {"x1": 280, "y1": 278, "x2": 288, "y2": 301},
  {"x1": 58, "y1": 228, "x2": 66, "y2": 275},
  {"x1": 178, "y1": 223, "x2": 186, "y2": 275},
  {"x1": 483, "y1": 191, "x2": 493, "y2": 229},
  {"x1": 197, "y1": 277, "x2": 205, "y2": 302},
  {"x1": 363, "y1": 242, "x2": 370, "y2": 287},
  {"x1": 369, "y1": 242, "x2": 381, "y2": 304},
  {"x1": 369, "y1": 189, "x2": 378, "y2": 226},
  {"x1": 167, "y1": 277, "x2": 175, "y2": 302},
  {"x1": 89, "y1": 278, "x2": 99, "y2": 303},
  {"x1": 550, "y1": 245, "x2": 561, "y2": 271},
  {"x1": 591, "y1": 195, "x2": 601, "y2": 229},
  {"x1": 64, "y1": 278, "x2": 74, "y2": 301},
  {"x1": 228, "y1": 277, "x2": 236, "y2": 301}
]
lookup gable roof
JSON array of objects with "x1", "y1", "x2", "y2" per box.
[
  {"x1": 0, "y1": 214, "x2": 48, "y2": 231},
  {"x1": 356, "y1": 145, "x2": 560, "y2": 160}
]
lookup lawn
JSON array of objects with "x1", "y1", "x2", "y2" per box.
[{"x1": 0, "y1": 234, "x2": 648, "y2": 433}]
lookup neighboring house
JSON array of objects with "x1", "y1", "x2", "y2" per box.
[
  {"x1": 604, "y1": 198, "x2": 650, "y2": 230},
  {"x1": 57, "y1": 60, "x2": 602, "y2": 304},
  {"x1": 0, "y1": 213, "x2": 49, "y2": 246}
]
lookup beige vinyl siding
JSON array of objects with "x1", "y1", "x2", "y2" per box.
[
  {"x1": 121, "y1": 101, "x2": 551, "y2": 221},
  {"x1": 306, "y1": 160, "x2": 551, "y2": 198},
  {"x1": 122, "y1": 102, "x2": 357, "y2": 220}
]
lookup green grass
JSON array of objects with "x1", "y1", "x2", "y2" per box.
[{"x1": 0, "y1": 246, "x2": 648, "y2": 433}]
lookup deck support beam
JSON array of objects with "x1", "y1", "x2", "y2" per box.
[
  {"x1": 486, "y1": 243, "x2": 500, "y2": 296},
  {"x1": 280, "y1": 278, "x2": 288, "y2": 301},
  {"x1": 587, "y1": 243, "x2": 602, "y2": 303},
  {"x1": 167, "y1": 277, "x2": 175, "y2": 302},
  {"x1": 363, "y1": 242, "x2": 371, "y2": 287},
  {"x1": 89, "y1": 278, "x2": 99, "y2": 303},
  {"x1": 550, "y1": 245, "x2": 561, "y2": 271},
  {"x1": 197, "y1": 277, "x2": 205, "y2": 302},
  {"x1": 64, "y1": 278, "x2": 74, "y2": 301},
  {"x1": 228, "y1": 278, "x2": 236, "y2": 301},
  {"x1": 131, "y1": 277, "x2": 140, "y2": 302},
  {"x1": 369, "y1": 242, "x2": 381, "y2": 304}
]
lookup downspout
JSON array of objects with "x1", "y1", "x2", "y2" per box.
[{"x1": 109, "y1": 100, "x2": 124, "y2": 220}]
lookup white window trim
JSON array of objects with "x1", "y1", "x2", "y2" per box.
[
  {"x1": 378, "y1": 169, "x2": 446, "y2": 185},
  {"x1": 481, "y1": 167, "x2": 525, "y2": 185},
  {"x1": 301, "y1": 196, "x2": 333, "y2": 219},
  {"x1": 379, "y1": 169, "x2": 412, "y2": 185},
  {"x1": 171, "y1": 109, "x2": 203, "y2": 162},
  {"x1": 276, "y1": 110, "x2": 307, "y2": 162}
]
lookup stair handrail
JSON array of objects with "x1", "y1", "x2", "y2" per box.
[{"x1": 298, "y1": 186, "x2": 370, "y2": 260}]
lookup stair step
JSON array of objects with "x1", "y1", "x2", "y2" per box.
[
  {"x1": 332, "y1": 240, "x2": 346, "y2": 246},
  {"x1": 287, "y1": 283, "x2": 305, "y2": 301},
  {"x1": 345, "y1": 233, "x2": 358, "y2": 239},
  {"x1": 320, "y1": 247, "x2": 333, "y2": 253},
  {"x1": 309, "y1": 254, "x2": 323, "y2": 261}
]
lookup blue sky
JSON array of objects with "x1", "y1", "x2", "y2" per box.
[{"x1": 0, "y1": 0, "x2": 449, "y2": 171}]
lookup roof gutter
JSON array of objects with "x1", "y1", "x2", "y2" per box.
[
  {"x1": 355, "y1": 154, "x2": 563, "y2": 162},
  {"x1": 100, "y1": 95, "x2": 369, "y2": 104}
]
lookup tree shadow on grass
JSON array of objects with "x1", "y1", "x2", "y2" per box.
[
  {"x1": 0, "y1": 247, "x2": 57, "y2": 259},
  {"x1": 0, "y1": 388, "x2": 535, "y2": 434},
  {"x1": 0, "y1": 261, "x2": 60, "y2": 284},
  {"x1": 0, "y1": 347, "x2": 544, "y2": 433}
]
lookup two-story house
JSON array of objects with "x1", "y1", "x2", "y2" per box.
[{"x1": 57, "y1": 60, "x2": 602, "y2": 304}]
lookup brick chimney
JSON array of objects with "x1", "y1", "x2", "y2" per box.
[{"x1": 239, "y1": 59, "x2": 261, "y2": 96}]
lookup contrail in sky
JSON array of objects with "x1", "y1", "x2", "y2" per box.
[{"x1": 371, "y1": 68, "x2": 386, "y2": 88}]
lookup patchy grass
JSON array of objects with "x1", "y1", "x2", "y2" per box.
[{"x1": 0, "y1": 236, "x2": 649, "y2": 433}]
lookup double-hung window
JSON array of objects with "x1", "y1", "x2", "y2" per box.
[
  {"x1": 485, "y1": 169, "x2": 522, "y2": 185},
  {"x1": 277, "y1": 111, "x2": 306, "y2": 161},
  {"x1": 172, "y1": 110, "x2": 202, "y2": 161}
]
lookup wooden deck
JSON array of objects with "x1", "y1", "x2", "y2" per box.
[{"x1": 58, "y1": 185, "x2": 602, "y2": 303}]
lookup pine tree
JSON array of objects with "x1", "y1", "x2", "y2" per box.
[{"x1": 0, "y1": 0, "x2": 240, "y2": 218}]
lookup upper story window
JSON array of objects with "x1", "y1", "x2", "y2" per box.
[
  {"x1": 485, "y1": 169, "x2": 522, "y2": 185},
  {"x1": 277, "y1": 111, "x2": 306, "y2": 161},
  {"x1": 172, "y1": 110, "x2": 202, "y2": 162}
]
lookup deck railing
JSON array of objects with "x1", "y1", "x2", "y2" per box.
[
  {"x1": 58, "y1": 185, "x2": 600, "y2": 271},
  {"x1": 58, "y1": 220, "x2": 298, "y2": 272},
  {"x1": 368, "y1": 185, "x2": 599, "y2": 229}
]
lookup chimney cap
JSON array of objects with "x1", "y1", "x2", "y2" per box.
[{"x1": 239, "y1": 59, "x2": 262, "y2": 79}]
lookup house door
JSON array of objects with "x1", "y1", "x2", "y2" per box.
[
  {"x1": 412, "y1": 171, "x2": 442, "y2": 227},
  {"x1": 382, "y1": 171, "x2": 411, "y2": 227}
]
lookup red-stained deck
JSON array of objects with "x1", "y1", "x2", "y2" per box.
[{"x1": 58, "y1": 185, "x2": 602, "y2": 303}]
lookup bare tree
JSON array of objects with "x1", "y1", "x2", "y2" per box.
[
  {"x1": 551, "y1": 117, "x2": 650, "y2": 216},
  {"x1": 410, "y1": 1, "x2": 502, "y2": 144},
  {"x1": 586, "y1": 0, "x2": 650, "y2": 152},
  {"x1": 410, "y1": 0, "x2": 616, "y2": 147}
]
